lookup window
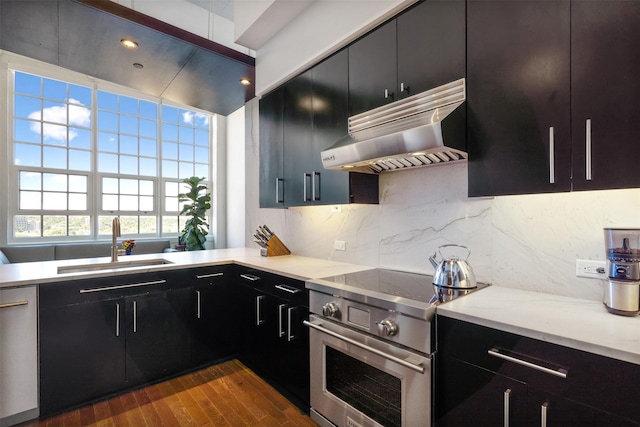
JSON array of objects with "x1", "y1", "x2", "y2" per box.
[{"x1": 9, "y1": 69, "x2": 212, "y2": 242}]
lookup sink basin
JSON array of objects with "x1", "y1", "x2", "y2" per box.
[{"x1": 57, "y1": 258, "x2": 174, "y2": 274}]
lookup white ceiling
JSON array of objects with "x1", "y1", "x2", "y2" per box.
[{"x1": 185, "y1": 0, "x2": 234, "y2": 21}]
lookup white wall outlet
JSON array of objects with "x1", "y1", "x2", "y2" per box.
[
  {"x1": 331, "y1": 205, "x2": 342, "y2": 213},
  {"x1": 575, "y1": 259, "x2": 606, "y2": 279},
  {"x1": 334, "y1": 240, "x2": 346, "y2": 251}
]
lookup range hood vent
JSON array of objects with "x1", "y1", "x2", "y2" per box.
[{"x1": 321, "y1": 78, "x2": 466, "y2": 174}]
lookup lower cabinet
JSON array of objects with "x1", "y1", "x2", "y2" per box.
[
  {"x1": 0, "y1": 286, "x2": 38, "y2": 426},
  {"x1": 435, "y1": 316, "x2": 640, "y2": 426},
  {"x1": 236, "y1": 268, "x2": 310, "y2": 411}
]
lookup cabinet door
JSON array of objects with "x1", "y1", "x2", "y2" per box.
[
  {"x1": 283, "y1": 70, "x2": 313, "y2": 206},
  {"x1": 571, "y1": 2, "x2": 640, "y2": 191},
  {"x1": 397, "y1": 0, "x2": 466, "y2": 99},
  {"x1": 237, "y1": 286, "x2": 276, "y2": 373},
  {"x1": 466, "y1": 1, "x2": 571, "y2": 196},
  {"x1": 125, "y1": 288, "x2": 191, "y2": 384},
  {"x1": 259, "y1": 88, "x2": 285, "y2": 208},
  {"x1": 191, "y1": 274, "x2": 237, "y2": 366},
  {"x1": 0, "y1": 287, "x2": 38, "y2": 421},
  {"x1": 40, "y1": 298, "x2": 126, "y2": 416},
  {"x1": 311, "y1": 50, "x2": 352, "y2": 205},
  {"x1": 435, "y1": 356, "x2": 527, "y2": 427},
  {"x1": 348, "y1": 19, "x2": 397, "y2": 115}
]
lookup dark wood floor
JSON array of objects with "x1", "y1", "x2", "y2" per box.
[{"x1": 19, "y1": 359, "x2": 318, "y2": 426}]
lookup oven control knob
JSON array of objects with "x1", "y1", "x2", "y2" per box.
[
  {"x1": 322, "y1": 302, "x2": 340, "y2": 318},
  {"x1": 377, "y1": 319, "x2": 398, "y2": 337}
]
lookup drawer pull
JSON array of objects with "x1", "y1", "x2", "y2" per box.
[
  {"x1": 196, "y1": 272, "x2": 223, "y2": 279},
  {"x1": 488, "y1": 348, "x2": 568, "y2": 379},
  {"x1": 241, "y1": 274, "x2": 260, "y2": 282},
  {"x1": 541, "y1": 402, "x2": 548, "y2": 427},
  {"x1": 80, "y1": 279, "x2": 166, "y2": 293},
  {"x1": 0, "y1": 300, "x2": 28, "y2": 309},
  {"x1": 275, "y1": 284, "x2": 300, "y2": 294}
]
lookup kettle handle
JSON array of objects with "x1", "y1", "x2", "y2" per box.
[{"x1": 438, "y1": 244, "x2": 471, "y2": 260}]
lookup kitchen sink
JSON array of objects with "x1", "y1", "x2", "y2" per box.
[{"x1": 57, "y1": 258, "x2": 174, "y2": 274}]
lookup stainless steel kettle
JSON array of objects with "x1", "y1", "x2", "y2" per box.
[{"x1": 429, "y1": 244, "x2": 477, "y2": 289}]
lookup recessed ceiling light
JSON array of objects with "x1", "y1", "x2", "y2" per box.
[
  {"x1": 121, "y1": 39, "x2": 139, "y2": 49},
  {"x1": 239, "y1": 78, "x2": 251, "y2": 86}
]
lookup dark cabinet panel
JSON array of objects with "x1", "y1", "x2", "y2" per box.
[
  {"x1": 436, "y1": 357, "x2": 527, "y2": 427},
  {"x1": 259, "y1": 88, "x2": 285, "y2": 208},
  {"x1": 348, "y1": 19, "x2": 397, "y2": 115},
  {"x1": 125, "y1": 288, "x2": 191, "y2": 385},
  {"x1": 466, "y1": 1, "x2": 571, "y2": 196},
  {"x1": 396, "y1": 0, "x2": 466, "y2": 98},
  {"x1": 40, "y1": 299, "x2": 126, "y2": 416},
  {"x1": 571, "y1": 2, "x2": 640, "y2": 191}
]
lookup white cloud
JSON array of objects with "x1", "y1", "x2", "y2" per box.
[
  {"x1": 28, "y1": 99, "x2": 91, "y2": 142},
  {"x1": 181, "y1": 111, "x2": 209, "y2": 127}
]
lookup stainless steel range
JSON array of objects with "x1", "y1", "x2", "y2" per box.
[{"x1": 305, "y1": 268, "x2": 487, "y2": 427}]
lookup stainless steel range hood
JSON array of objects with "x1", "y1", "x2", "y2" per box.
[{"x1": 321, "y1": 78, "x2": 466, "y2": 174}]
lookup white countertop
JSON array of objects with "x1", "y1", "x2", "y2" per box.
[
  {"x1": 437, "y1": 285, "x2": 640, "y2": 365},
  {"x1": 0, "y1": 248, "x2": 374, "y2": 288},
  {"x1": 1, "y1": 248, "x2": 638, "y2": 366}
]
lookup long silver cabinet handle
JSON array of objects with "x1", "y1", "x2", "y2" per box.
[
  {"x1": 287, "y1": 307, "x2": 295, "y2": 341},
  {"x1": 312, "y1": 171, "x2": 320, "y2": 201},
  {"x1": 196, "y1": 290, "x2": 201, "y2": 319},
  {"x1": 196, "y1": 272, "x2": 223, "y2": 279},
  {"x1": 115, "y1": 303, "x2": 120, "y2": 337},
  {"x1": 133, "y1": 300, "x2": 137, "y2": 333},
  {"x1": 585, "y1": 119, "x2": 592, "y2": 181},
  {"x1": 488, "y1": 348, "x2": 568, "y2": 379},
  {"x1": 0, "y1": 300, "x2": 28, "y2": 309},
  {"x1": 80, "y1": 279, "x2": 166, "y2": 293},
  {"x1": 256, "y1": 295, "x2": 265, "y2": 325},
  {"x1": 541, "y1": 402, "x2": 548, "y2": 427},
  {"x1": 548, "y1": 127, "x2": 555, "y2": 184},
  {"x1": 303, "y1": 173, "x2": 312, "y2": 201},
  {"x1": 278, "y1": 304, "x2": 286, "y2": 337},
  {"x1": 304, "y1": 320, "x2": 425, "y2": 374},
  {"x1": 504, "y1": 389, "x2": 511, "y2": 427},
  {"x1": 275, "y1": 178, "x2": 284, "y2": 204},
  {"x1": 275, "y1": 284, "x2": 300, "y2": 294},
  {"x1": 240, "y1": 274, "x2": 260, "y2": 281}
]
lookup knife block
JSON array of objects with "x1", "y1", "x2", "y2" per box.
[{"x1": 262, "y1": 234, "x2": 291, "y2": 257}]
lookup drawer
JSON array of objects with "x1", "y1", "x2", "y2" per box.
[
  {"x1": 237, "y1": 267, "x2": 308, "y2": 307},
  {"x1": 437, "y1": 316, "x2": 640, "y2": 422}
]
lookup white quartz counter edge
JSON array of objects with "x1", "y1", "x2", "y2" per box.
[
  {"x1": 436, "y1": 285, "x2": 640, "y2": 366},
  {"x1": 0, "y1": 248, "x2": 375, "y2": 288}
]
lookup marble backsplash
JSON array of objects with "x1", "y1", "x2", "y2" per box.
[{"x1": 241, "y1": 101, "x2": 640, "y2": 302}]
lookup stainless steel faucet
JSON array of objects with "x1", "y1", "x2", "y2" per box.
[{"x1": 111, "y1": 217, "x2": 121, "y2": 262}]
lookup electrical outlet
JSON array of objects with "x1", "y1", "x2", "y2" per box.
[
  {"x1": 576, "y1": 259, "x2": 606, "y2": 279},
  {"x1": 334, "y1": 240, "x2": 346, "y2": 251},
  {"x1": 331, "y1": 205, "x2": 342, "y2": 213}
]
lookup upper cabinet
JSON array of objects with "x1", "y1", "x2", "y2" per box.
[
  {"x1": 348, "y1": 0, "x2": 466, "y2": 116},
  {"x1": 571, "y1": 2, "x2": 640, "y2": 191},
  {"x1": 466, "y1": 0, "x2": 572, "y2": 197},
  {"x1": 259, "y1": 51, "x2": 378, "y2": 208},
  {"x1": 468, "y1": 0, "x2": 640, "y2": 197}
]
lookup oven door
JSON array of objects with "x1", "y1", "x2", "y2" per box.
[{"x1": 305, "y1": 315, "x2": 432, "y2": 427}]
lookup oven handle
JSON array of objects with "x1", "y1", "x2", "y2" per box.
[{"x1": 303, "y1": 320, "x2": 425, "y2": 374}]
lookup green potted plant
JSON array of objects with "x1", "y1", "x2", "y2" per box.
[{"x1": 178, "y1": 176, "x2": 211, "y2": 251}]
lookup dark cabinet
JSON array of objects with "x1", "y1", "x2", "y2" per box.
[
  {"x1": 40, "y1": 298, "x2": 126, "y2": 416},
  {"x1": 466, "y1": 0, "x2": 572, "y2": 197},
  {"x1": 571, "y1": 2, "x2": 640, "y2": 191},
  {"x1": 435, "y1": 316, "x2": 640, "y2": 426},
  {"x1": 39, "y1": 271, "x2": 195, "y2": 416},
  {"x1": 236, "y1": 268, "x2": 310, "y2": 411},
  {"x1": 259, "y1": 87, "x2": 285, "y2": 208},
  {"x1": 124, "y1": 288, "x2": 192, "y2": 386},
  {"x1": 259, "y1": 51, "x2": 378, "y2": 208},
  {"x1": 189, "y1": 266, "x2": 237, "y2": 366}
]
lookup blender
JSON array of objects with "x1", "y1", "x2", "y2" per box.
[{"x1": 603, "y1": 228, "x2": 640, "y2": 316}]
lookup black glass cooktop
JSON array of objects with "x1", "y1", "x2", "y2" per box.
[{"x1": 312, "y1": 268, "x2": 437, "y2": 304}]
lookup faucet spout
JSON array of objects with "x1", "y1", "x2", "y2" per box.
[{"x1": 111, "y1": 217, "x2": 121, "y2": 262}]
